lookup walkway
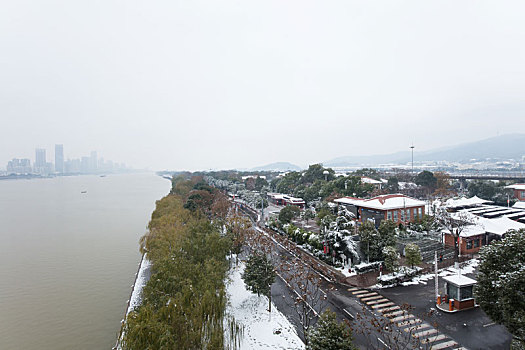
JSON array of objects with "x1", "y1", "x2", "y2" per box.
[{"x1": 348, "y1": 287, "x2": 467, "y2": 350}]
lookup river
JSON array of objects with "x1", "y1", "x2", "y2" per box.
[{"x1": 0, "y1": 173, "x2": 171, "y2": 350}]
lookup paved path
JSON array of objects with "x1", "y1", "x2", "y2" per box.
[{"x1": 349, "y1": 287, "x2": 465, "y2": 350}]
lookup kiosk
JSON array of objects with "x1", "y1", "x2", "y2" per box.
[{"x1": 441, "y1": 274, "x2": 477, "y2": 311}]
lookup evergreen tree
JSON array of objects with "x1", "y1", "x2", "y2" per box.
[
  {"x1": 382, "y1": 246, "x2": 399, "y2": 272},
  {"x1": 242, "y1": 253, "x2": 276, "y2": 312},
  {"x1": 404, "y1": 243, "x2": 422, "y2": 268},
  {"x1": 359, "y1": 220, "x2": 397, "y2": 262},
  {"x1": 278, "y1": 205, "x2": 301, "y2": 224},
  {"x1": 307, "y1": 309, "x2": 356, "y2": 350},
  {"x1": 475, "y1": 229, "x2": 525, "y2": 347}
]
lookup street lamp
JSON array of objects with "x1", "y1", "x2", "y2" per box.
[{"x1": 410, "y1": 144, "x2": 415, "y2": 175}]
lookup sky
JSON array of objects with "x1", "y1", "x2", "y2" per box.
[{"x1": 1, "y1": 1, "x2": 525, "y2": 171}]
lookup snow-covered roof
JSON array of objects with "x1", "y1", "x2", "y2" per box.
[
  {"x1": 360, "y1": 176, "x2": 382, "y2": 185},
  {"x1": 282, "y1": 195, "x2": 305, "y2": 204},
  {"x1": 513, "y1": 201, "x2": 525, "y2": 209},
  {"x1": 452, "y1": 209, "x2": 525, "y2": 237},
  {"x1": 481, "y1": 216, "x2": 525, "y2": 235},
  {"x1": 334, "y1": 194, "x2": 425, "y2": 211},
  {"x1": 268, "y1": 192, "x2": 285, "y2": 200},
  {"x1": 242, "y1": 175, "x2": 266, "y2": 180},
  {"x1": 452, "y1": 225, "x2": 486, "y2": 238},
  {"x1": 506, "y1": 183, "x2": 525, "y2": 190},
  {"x1": 443, "y1": 274, "x2": 477, "y2": 287},
  {"x1": 444, "y1": 196, "x2": 492, "y2": 209}
]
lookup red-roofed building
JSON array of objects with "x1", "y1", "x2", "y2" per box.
[
  {"x1": 267, "y1": 193, "x2": 305, "y2": 209},
  {"x1": 334, "y1": 194, "x2": 425, "y2": 226},
  {"x1": 506, "y1": 183, "x2": 525, "y2": 202}
]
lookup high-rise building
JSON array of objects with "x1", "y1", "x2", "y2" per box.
[
  {"x1": 90, "y1": 151, "x2": 98, "y2": 172},
  {"x1": 81, "y1": 156, "x2": 90, "y2": 174},
  {"x1": 55, "y1": 144, "x2": 64, "y2": 174},
  {"x1": 34, "y1": 148, "x2": 46, "y2": 173},
  {"x1": 6, "y1": 158, "x2": 32, "y2": 174}
]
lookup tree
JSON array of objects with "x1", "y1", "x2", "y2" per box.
[
  {"x1": 475, "y1": 229, "x2": 525, "y2": 347},
  {"x1": 434, "y1": 204, "x2": 476, "y2": 262},
  {"x1": 358, "y1": 221, "x2": 377, "y2": 261},
  {"x1": 308, "y1": 309, "x2": 356, "y2": 350},
  {"x1": 415, "y1": 171, "x2": 437, "y2": 196},
  {"x1": 359, "y1": 220, "x2": 397, "y2": 262},
  {"x1": 383, "y1": 246, "x2": 399, "y2": 272},
  {"x1": 281, "y1": 260, "x2": 328, "y2": 346},
  {"x1": 404, "y1": 243, "x2": 422, "y2": 268},
  {"x1": 303, "y1": 208, "x2": 315, "y2": 224},
  {"x1": 254, "y1": 176, "x2": 269, "y2": 191},
  {"x1": 278, "y1": 205, "x2": 301, "y2": 224},
  {"x1": 387, "y1": 177, "x2": 399, "y2": 192},
  {"x1": 302, "y1": 164, "x2": 335, "y2": 184},
  {"x1": 225, "y1": 215, "x2": 250, "y2": 259},
  {"x1": 468, "y1": 180, "x2": 514, "y2": 206},
  {"x1": 242, "y1": 253, "x2": 276, "y2": 312},
  {"x1": 244, "y1": 177, "x2": 256, "y2": 190},
  {"x1": 433, "y1": 172, "x2": 453, "y2": 197}
]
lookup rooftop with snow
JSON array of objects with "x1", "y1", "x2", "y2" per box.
[{"x1": 335, "y1": 194, "x2": 426, "y2": 211}]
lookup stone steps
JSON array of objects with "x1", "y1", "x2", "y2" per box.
[
  {"x1": 372, "y1": 302, "x2": 395, "y2": 309},
  {"x1": 430, "y1": 340, "x2": 458, "y2": 350}
]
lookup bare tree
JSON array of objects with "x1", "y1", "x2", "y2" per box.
[
  {"x1": 434, "y1": 204, "x2": 476, "y2": 262},
  {"x1": 352, "y1": 303, "x2": 439, "y2": 350},
  {"x1": 279, "y1": 258, "x2": 329, "y2": 346}
]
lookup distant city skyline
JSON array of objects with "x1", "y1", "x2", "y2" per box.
[{"x1": 3, "y1": 143, "x2": 130, "y2": 175}]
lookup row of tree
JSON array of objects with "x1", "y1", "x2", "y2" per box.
[{"x1": 121, "y1": 176, "x2": 240, "y2": 349}]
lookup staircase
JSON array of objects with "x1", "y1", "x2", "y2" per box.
[{"x1": 397, "y1": 237, "x2": 455, "y2": 263}]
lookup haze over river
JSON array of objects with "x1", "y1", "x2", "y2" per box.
[{"x1": 0, "y1": 173, "x2": 170, "y2": 350}]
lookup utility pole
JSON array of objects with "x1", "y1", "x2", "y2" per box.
[
  {"x1": 260, "y1": 193, "x2": 265, "y2": 223},
  {"x1": 410, "y1": 144, "x2": 415, "y2": 175},
  {"x1": 434, "y1": 251, "x2": 438, "y2": 302}
]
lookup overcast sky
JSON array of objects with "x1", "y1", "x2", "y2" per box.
[{"x1": 1, "y1": 1, "x2": 524, "y2": 171}]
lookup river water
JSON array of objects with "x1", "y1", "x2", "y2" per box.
[{"x1": 0, "y1": 173, "x2": 170, "y2": 350}]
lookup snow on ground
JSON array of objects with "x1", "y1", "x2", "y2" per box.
[
  {"x1": 400, "y1": 272, "x2": 436, "y2": 286},
  {"x1": 116, "y1": 254, "x2": 152, "y2": 349},
  {"x1": 126, "y1": 255, "x2": 151, "y2": 315},
  {"x1": 439, "y1": 259, "x2": 479, "y2": 277},
  {"x1": 336, "y1": 264, "x2": 356, "y2": 277},
  {"x1": 375, "y1": 259, "x2": 480, "y2": 288},
  {"x1": 225, "y1": 262, "x2": 304, "y2": 350}
]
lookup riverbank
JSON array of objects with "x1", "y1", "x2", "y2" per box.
[{"x1": 114, "y1": 254, "x2": 152, "y2": 350}]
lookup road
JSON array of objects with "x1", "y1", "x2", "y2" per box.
[
  {"x1": 249, "y1": 224, "x2": 431, "y2": 349},
  {"x1": 239, "y1": 205, "x2": 512, "y2": 349}
]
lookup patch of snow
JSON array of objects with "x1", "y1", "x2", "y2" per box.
[
  {"x1": 400, "y1": 273, "x2": 434, "y2": 286},
  {"x1": 336, "y1": 265, "x2": 356, "y2": 277},
  {"x1": 127, "y1": 255, "x2": 151, "y2": 315},
  {"x1": 225, "y1": 263, "x2": 304, "y2": 350}
]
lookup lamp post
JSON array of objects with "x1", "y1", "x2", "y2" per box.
[{"x1": 410, "y1": 144, "x2": 415, "y2": 175}]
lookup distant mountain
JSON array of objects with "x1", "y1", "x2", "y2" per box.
[
  {"x1": 325, "y1": 134, "x2": 525, "y2": 167},
  {"x1": 251, "y1": 162, "x2": 302, "y2": 172}
]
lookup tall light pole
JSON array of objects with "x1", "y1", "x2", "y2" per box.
[{"x1": 410, "y1": 144, "x2": 415, "y2": 175}]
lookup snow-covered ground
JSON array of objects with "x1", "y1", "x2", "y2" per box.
[
  {"x1": 373, "y1": 259, "x2": 480, "y2": 288},
  {"x1": 126, "y1": 255, "x2": 151, "y2": 315},
  {"x1": 225, "y1": 262, "x2": 304, "y2": 350},
  {"x1": 402, "y1": 259, "x2": 479, "y2": 287},
  {"x1": 115, "y1": 254, "x2": 151, "y2": 350}
]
